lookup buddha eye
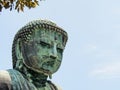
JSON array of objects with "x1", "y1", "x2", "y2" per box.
[
  {"x1": 40, "y1": 41, "x2": 47, "y2": 46},
  {"x1": 39, "y1": 41, "x2": 51, "y2": 48},
  {"x1": 57, "y1": 47, "x2": 63, "y2": 53}
]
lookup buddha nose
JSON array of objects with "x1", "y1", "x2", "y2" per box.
[{"x1": 50, "y1": 44, "x2": 58, "y2": 59}]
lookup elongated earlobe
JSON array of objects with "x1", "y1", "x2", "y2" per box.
[{"x1": 15, "y1": 39, "x2": 24, "y2": 69}]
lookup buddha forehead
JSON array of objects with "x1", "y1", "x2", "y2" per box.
[
  {"x1": 33, "y1": 29, "x2": 63, "y2": 42},
  {"x1": 15, "y1": 20, "x2": 68, "y2": 47}
]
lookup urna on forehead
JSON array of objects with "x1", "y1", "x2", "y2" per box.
[{"x1": 15, "y1": 19, "x2": 68, "y2": 43}]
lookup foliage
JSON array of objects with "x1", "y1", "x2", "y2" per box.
[{"x1": 0, "y1": 0, "x2": 40, "y2": 12}]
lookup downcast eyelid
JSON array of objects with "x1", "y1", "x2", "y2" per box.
[
  {"x1": 39, "y1": 40, "x2": 51, "y2": 47},
  {"x1": 57, "y1": 43, "x2": 64, "y2": 50}
]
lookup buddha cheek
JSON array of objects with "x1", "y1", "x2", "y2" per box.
[{"x1": 27, "y1": 55, "x2": 40, "y2": 68}]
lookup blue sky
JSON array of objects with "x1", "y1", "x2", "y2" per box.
[{"x1": 1, "y1": 0, "x2": 120, "y2": 90}]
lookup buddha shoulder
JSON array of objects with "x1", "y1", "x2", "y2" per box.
[{"x1": 0, "y1": 70, "x2": 11, "y2": 90}]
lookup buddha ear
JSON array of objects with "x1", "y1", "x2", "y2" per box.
[
  {"x1": 14, "y1": 39, "x2": 24, "y2": 69},
  {"x1": 15, "y1": 39, "x2": 23, "y2": 60}
]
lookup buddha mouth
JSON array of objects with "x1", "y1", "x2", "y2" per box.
[
  {"x1": 42, "y1": 61, "x2": 55, "y2": 69},
  {"x1": 46, "y1": 61, "x2": 55, "y2": 66},
  {"x1": 41, "y1": 59, "x2": 61, "y2": 73},
  {"x1": 40, "y1": 55, "x2": 59, "y2": 67}
]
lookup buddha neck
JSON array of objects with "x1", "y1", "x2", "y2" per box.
[
  {"x1": 16, "y1": 65, "x2": 48, "y2": 88},
  {"x1": 27, "y1": 69, "x2": 48, "y2": 88}
]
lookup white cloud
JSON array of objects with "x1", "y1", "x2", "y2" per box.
[
  {"x1": 83, "y1": 44, "x2": 97, "y2": 52},
  {"x1": 112, "y1": 8, "x2": 120, "y2": 14},
  {"x1": 112, "y1": 24, "x2": 120, "y2": 29},
  {"x1": 89, "y1": 62, "x2": 120, "y2": 79},
  {"x1": 83, "y1": 44, "x2": 114, "y2": 57},
  {"x1": 89, "y1": 44, "x2": 97, "y2": 49}
]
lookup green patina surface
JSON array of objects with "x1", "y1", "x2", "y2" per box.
[{"x1": 7, "y1": 19, "x2": 68, "y2": 90}]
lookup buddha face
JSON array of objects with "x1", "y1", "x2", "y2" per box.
[{"x1": 21, "y1": 29, "x2": 65, "y2": 75}]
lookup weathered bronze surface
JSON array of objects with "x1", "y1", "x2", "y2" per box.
[{"x1": 0, "y1": 19, "x2": 68, "y2": 90}]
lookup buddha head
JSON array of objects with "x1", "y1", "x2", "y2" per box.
[{"x1": 12, "y1": 19, "x2": 68, "y2": 76}]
